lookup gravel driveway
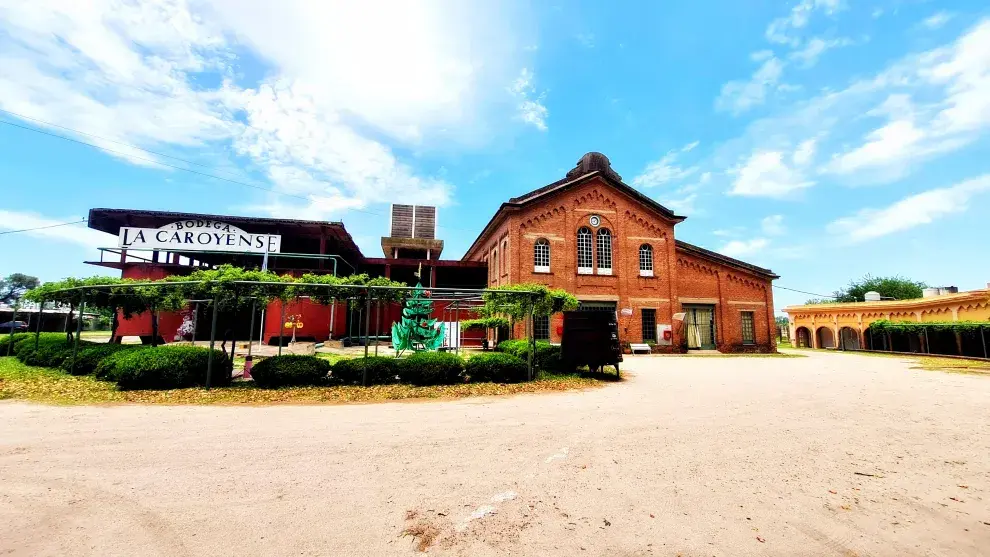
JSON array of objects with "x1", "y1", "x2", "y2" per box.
[{"x1": 1, "y1": 350, "x2": 988, "y2": 556}]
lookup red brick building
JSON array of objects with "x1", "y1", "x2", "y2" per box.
[{"x1": 462, "y1": 152, "x2": 779, "y2": 352}]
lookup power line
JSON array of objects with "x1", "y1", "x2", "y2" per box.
[
  {"x1": 772, "y1": 284, "x2": 839, "y2": 299},
  {"x1": 0, "y1": 113, "x2": 477, "y2": 233},
  {"x1": 0, "y1": 108, "x2": 234, "y2": 173},
  {"x1": 0, "y1": 218, "x2": 88, "y2": 236}
]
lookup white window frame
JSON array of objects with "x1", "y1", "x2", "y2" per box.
[
  {"x1": 533, "y1": 238, "x2": 550, "y2": 273},
  {"x1": 577, "y1": 227, "x2": 593, "y2": 274},
  {"x1": 639, "y1": 244, "x2": 654, "y2": 277},
  {"x1": 596, "y1": 228, "x2": 612, "y2": 275}
]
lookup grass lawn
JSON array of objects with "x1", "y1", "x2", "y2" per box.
[
  {"x1": 0, "y1": 357, "x2": 610, "y2": 406},
  {"x1": 837, "y1": 351, "x2": 990, "y2": 375}
]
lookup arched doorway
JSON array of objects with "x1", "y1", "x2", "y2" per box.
[
  {"x1": 839, "y1": 327, "x2": 859, "y2": 350},
  {"x1": 816, "y1": 327, "x2": 835, "y2": 349},
  {"x1": 795, "y1": 327, "x2": 811, "y2": 348}
]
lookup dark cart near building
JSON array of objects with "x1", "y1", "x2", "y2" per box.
[{"x1": 559, "y1": 310, "x2": 622, "y2": 377}]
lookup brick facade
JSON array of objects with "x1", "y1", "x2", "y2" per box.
[{"x1": 463, "y1": 153, "x2": 778, "y2": 353}]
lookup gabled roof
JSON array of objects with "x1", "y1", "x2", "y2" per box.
[
  {"x1": 464, "y1": 152, "x2": 686, "y2": 259},
  {"x1": 675, "y1": 240, "x2": 779, "y2": 280}
]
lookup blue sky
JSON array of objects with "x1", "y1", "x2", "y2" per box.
[{"x1": 1, "y1": 0, "x2": 988, "y2": 312}]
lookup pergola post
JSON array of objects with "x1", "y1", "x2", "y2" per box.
[
  {"x1": 33, "y1": 299, "x2": 44, "y2": 351},
  {"x1": 206, "y1": 297, "x2": 219, "y2": 389},
  {"x1": 5, "y1": 305, "x2": 17, "y2": 357},
  {"x1": 363, "y1": 288, "x2": 371, "y2": 362},
  {"x1": 68, "y1": 293, "x2": 85, "y2": 375},
  {"x1": 278, "y1": 300, "x2": 285, "y2": 357},
  {"x1": 527, "y1": 301, "x2": 535, "y2": 382}
]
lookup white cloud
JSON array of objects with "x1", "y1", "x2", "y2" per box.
[
  {"x1": 632, "y1": 141, "x2": 701, "y2": 188},
  {"x1": 719, "y1": 238, "x2": 770, "y2": 258},
  {"x1": 716, "y1": 57, "x2": 787, "y2": 114},
  {"x1": 0, "y1": 0, "x2": 527, "y2": 218},
  {"x1": 0, "y1": 210, "x2": 108, "y2": 249},
  {"x1": 761, "y1": 215, "x2": 786, "y2": 235},
  {"x1": 729, "y1": 149, "x2": 814, "y2": 197},
  {"x1": 765, "y1": 0, "x2": 844, "y2": 47},
  {"x1": 923, "y1": 12, "x2": 954, "y2": 30},
  {"x1": 508, "y1": 68, "x2": 548, "y2": 131},
  {"x1": 826, "y1": 174, "x2": 990, "y2": 242},
  {"x1": 789, "y1": 37, "x2": 853, "y2": 68},
  {"x1": 714, "y1": 18, "x2": 990, "y2": 189},
  {"x1": 657, "y1": 172, "x2": 711, "y2": 215},
  {"x1": 751, "y1": 50, "x2": 775, "y2": 62},
  {"x1": 792, "y1": 138, "x2": 817, "y2": 165},
  {"x1": 824, "y1": 18, "x2": 990, "y2": 181}
]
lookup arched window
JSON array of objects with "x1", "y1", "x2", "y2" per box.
[
  {"x1": 577, "y1": 227, "x2": 593, "y2": 274},
  {"x1": 639, "y1": 244, "x2": 654, "y2": 276},
  {"x1": 596, "y1": 228, "x2": 612, "y2": 274},
  {"x1": 492, "y1": 249, "x2": 497, "y2": 281},
  {"x1": 534, "y1": 238, "x2": 550, "y2": 273}
]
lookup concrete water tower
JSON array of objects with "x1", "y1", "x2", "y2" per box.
[{"x1": 864, "y1": 291, "x2": 881, "y2": 302}]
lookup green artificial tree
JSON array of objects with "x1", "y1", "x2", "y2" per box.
[{"x1": 391, "y1": 282, "x2": 445, "y2": 355}]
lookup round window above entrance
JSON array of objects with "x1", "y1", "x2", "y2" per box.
[{"x1": 589, "y1": 215, "x2": 601, "y2": 227}]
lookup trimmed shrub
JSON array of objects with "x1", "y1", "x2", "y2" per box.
[
  {"x1": 465, "y1": 352, "x2": 529, "y2": 383},
  {"x1": 98, "y1": 346, "x2": 231, "y2": 390},
  {"x1": 496, "y1": 339, "x2": 529, "y2": 358},
  {"x1": 331, "y1": 357, "x2": 401, "y2": 385},
  {"x1": 15, "y1": 336, "x2": 92, "y2": 368},
  {"x1": 399, "y1": 351, "x2": 465, "y2": 386},
  {"x1": 251, "y1": 355, "x2": 330, "y2": 388},
  {"x1": 0, "y1": 332, "x2": 34, "y2": 355},
  {"x1": 4, "y1": 333, "x2": 66, "y2": 356},
  {"x1": 496, "y1": 340, "x2": 561, "y2": 372},
  {"x1": 61, "y1": 343, "x2": 142, "y2": 376}
]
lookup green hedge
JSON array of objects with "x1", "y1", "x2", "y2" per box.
[
  {"x1": 496, "y1": 340, "x2": 561, "y2": 372},
  {"x1": 399, "y1": 352, "x2": 465, "y2": 385},
  {"x1": 465, "y1": 352, "x2": 528, "y2": 383},
  {"x1": 1, "y1": 332, "x2": 66, "y2": 356},
  {"x1": 62, "y1": 343, "x2": 142, "y2": 376},
  {"x1": 0, "y1": 332, "x2": 33, "y2": 355},
  {"x1": 97, "y1": 346, "x2": 231, "y2": 390},
  {"x1": 16, "y1": 336, "x2": 93, "y2": 368},
  {"x1": 251, "y1": 355, "x2": 330, "y2": 388},
  {"x1": 331, "y1": 356, "x2": 401, "y2": 385},
  {"x1": 868, "y1": 319, "x2": 989, "y2": 335}
]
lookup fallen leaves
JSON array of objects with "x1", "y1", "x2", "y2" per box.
[{"x1": 0, "y1": 357, "x2": 608, "y2": 406}]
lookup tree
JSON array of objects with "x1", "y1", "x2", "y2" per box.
[
  {"x1": 391, "y1": 283, "x2": 444, "y2": 354},
  {"x1": 0, "y1": 273, "x2": 40, "y2": 306},
  {"x1": 805, "y1": 275, "x2": 926, "y2": 304}
]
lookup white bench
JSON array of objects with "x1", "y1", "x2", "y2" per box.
[{"x1": 629, "y1": 343, "x2": 652, "y2": 354}]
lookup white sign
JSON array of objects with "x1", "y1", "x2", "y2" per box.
[
  {"x1": 620, "y1": 307, "x2": 633, "y2": 316},
  {"x1": 657, "y1": 324, "x2": 673, "y2": 346},
  {"x1": 118, "y1": 219, "x2": 281, "y2": 253}
]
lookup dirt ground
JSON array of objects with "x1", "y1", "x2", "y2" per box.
[{"x1": 1, "y1": 350, "x2": 988, "y2": 556}]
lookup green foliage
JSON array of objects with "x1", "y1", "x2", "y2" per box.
[
  {"x1": 98, "y1": 346, "x2": 231, "y2": 390},
  {"x1": 479, "y1": 283, "x2": 578, "y2": 320},
  {"x1": 868, "y1": 319, "x2": 989, "y2": 335},
  {"x1": 0, "y1": 273, "x2": 40, "y2": 305},
  {"x1": 331, "y1": 356, "x2": 401, "y2": 385},
  {"x1": 465, "y1": 352, "x2": 528, "y2": 383},
  {"x1": 805, "y1": 275, "x2": 927, "y2": 304},
  {"x1": 250, "y1": 355, "x2": 331, "y2": 388},
  {"x1": 460, "y1": 316, "x2": 510, "y2": 331},
  {"x1": 61, "y1": 343, "x2": 141, "y2": 376},
  {"x1": 1, "y1": 332, "x2": 37, "y2": 354},
  {"x1": 16, "y1": 337, "x2": 92, "y2": 368},
  {"x1": 399, "y1": 351, "x2": 465, "y2": 385},
  {"x1": 496, "y1": 339, "x2": 561, "y2": 372}
]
